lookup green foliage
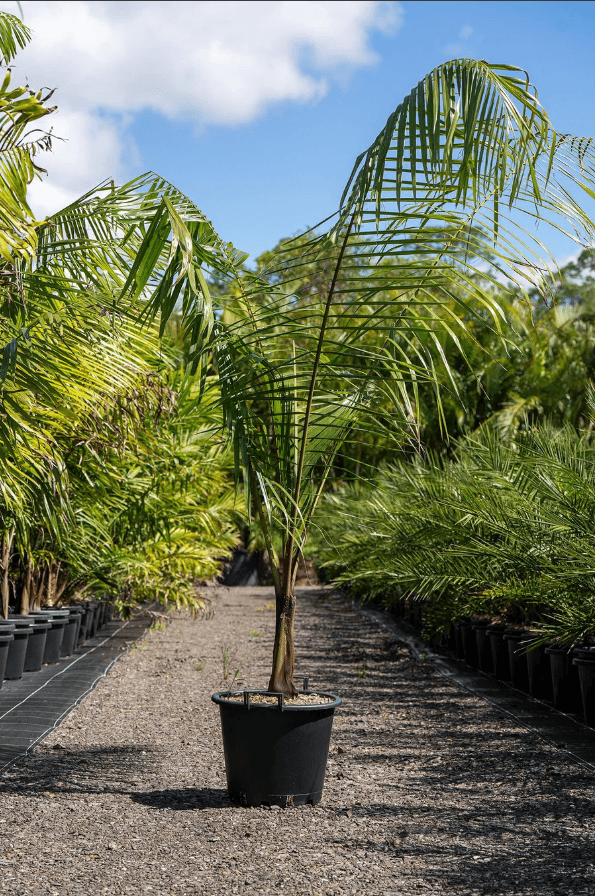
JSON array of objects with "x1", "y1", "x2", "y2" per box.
[
  {"x1": 173, "y1": 58, "x2": 595, "y2": 693},
  {"x1": 204, "y1": 59, "x2": 595, "y2": 589},
  {"x1": 48, "y1": 371, "x2": 241, "y2": 614},
  {"x1": 312, "y1": 423, "x2": 595, "y2": 646},
  {"x1": 0, "y1": 19, "x2": 241, "y2": 614}
]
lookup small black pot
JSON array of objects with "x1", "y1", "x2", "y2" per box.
[
  {"x1": 546, "y1": 646, "x2": 582, "y2": 714},
  {"x1": 11, "y1": 616, "x2": 52, "y2": 672},
  {"x1": 526, "y1": 641, "x2": 554, "y2": 701},
  {"x1": 0, "y1": 619, "x2": 29, "y2": 680},
  {"x1": 461, "y1": 622, "x2": 479, "y2": 668},
  {"x1": 504, "y1": 629, "x2": 530, "y2": 693},
  {"x1": 573, "y1": 649, "x2": 595, "y2": 726},
  {"x1": 75, "y1": 604, "x2": 91, "y2": 644},
  {"x1": 212, "y1": 689, "x2": 341, "y2": 807},
  {"x1": 29, "y1": 611, "x2": 67, "y2": 664},
  {"x1": 97, "y1": 601, "x2": 107, "y2": 630},
  {"x1": 0, "y1": 630, "x2": 14, "y2": 686},
  {"x1": 472, "y1": 620, "x2": 492, "y2": 673},
  {"x1": 454, "y1": 620, "x2": 468, "y2": 660},
  {"x1": 487, "y1": 624, "x2": 510, "y2": 680},
  {"x1": 67, "y1": 606, "x2": 84, "y2": 646},
  {"x1": 87, "y1": 601, "x2": 99, "y2": 638},
  {"x1": 60, "y1": 613, "x2": 80, "y2": 658}
]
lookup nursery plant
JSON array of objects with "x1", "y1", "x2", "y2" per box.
[
  {"x1": 311, "y1": 421, "x2": 595, "y2": 648},
  {"x1": 192, "y1": 60, "x2": 595, "y2": 697}
]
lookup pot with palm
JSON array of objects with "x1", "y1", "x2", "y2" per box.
[{"x1": 201, "y1": 60, "x2": 595, "y2": 806}]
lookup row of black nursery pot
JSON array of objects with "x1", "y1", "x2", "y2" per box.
[
  {"x1": 0, "y1": 599, "x2": 112, "y2": 687},
  {"x1": 446, "y1": 619, "x2": 595, "y2": 726}
]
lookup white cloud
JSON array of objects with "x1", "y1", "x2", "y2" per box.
[
  {"x1": 446, "y1": 22, "x2": 474, "y2": 56},
  {"x1": 27, "y1": 107, "x2": 139, "y2": 217},
  {"x1": 0, "y1": 0, "x2": 402, "y2": 216}
]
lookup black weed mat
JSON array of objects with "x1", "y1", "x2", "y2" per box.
[
  {"x1": 0, "y1": 611, "x2": 152, "y2": 772},
  {"x1": 357, "y1": 603, "x2": 595, "y2": 772}
]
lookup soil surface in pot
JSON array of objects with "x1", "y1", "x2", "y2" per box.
[
  {"x1": 1, "y1": 585, "x2": 594, "y2": 896},
  {"x1": 223, "y1": 691, "x2": 334, "y2": 705}
]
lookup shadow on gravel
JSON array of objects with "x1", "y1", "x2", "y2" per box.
[
  {"x1": 0, "y1": 745, "x2": 161, "y2": 794},
  {"x1": 131, "y1": 787, "x2": 232, "y2": 810}
]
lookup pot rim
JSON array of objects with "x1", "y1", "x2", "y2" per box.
[{"x1": 211, "y1": 689, "x2": 342, "y2": 711}]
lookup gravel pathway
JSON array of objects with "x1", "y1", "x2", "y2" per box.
[{"x1": 2, "y1": 586, "x2": 595, "y2": 896}]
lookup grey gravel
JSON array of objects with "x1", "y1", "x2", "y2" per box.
[{"x1": 2, "y1": 585, "x2": 595, "y2": 895}]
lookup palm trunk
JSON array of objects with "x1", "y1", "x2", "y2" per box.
[
  {"x1": 55, "y1": 567, "x2": 69, "y2": 603},
  {"x1": 32, "y1": 565, "x2": 47, "y2": 610},
  {"x1": 47, "y1": 562, "x2": 60, "y2": 606},
  {"x1": 20, "y1": 563, "x2": 32, "y2": 615},
  {"x1": 267, "y1": 574, "x2": 297, "y2": 697},
  {"x1": 0, "y1": 530, "x2": 14, "y2": 619},
  {"x1": 267, "y1": 216, "x2": 355, "y2": 698}
]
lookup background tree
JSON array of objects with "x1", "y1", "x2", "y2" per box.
[{"x1": 0, "y1": 12, "x2": 242, "y2": 616}]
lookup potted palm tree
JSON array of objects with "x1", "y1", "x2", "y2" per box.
[{"x1": 204, "y1": 60, "x2": 595, "y2": 806}]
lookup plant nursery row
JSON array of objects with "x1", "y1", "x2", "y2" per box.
[
  {"x1": 0, "y1": 601, "x2": 111, "y2": 686},
  {"x1": 389, "y1": 601, "x2": 595, "y2": 728}
]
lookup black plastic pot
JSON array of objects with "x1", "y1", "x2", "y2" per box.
[
  {"x1": 454, "y1": 621, "x2": 468, "y2": 660},
  {"x1": 487, "y1": 624, "x2": 510, "y2": 680},
  {"x1": 573, "y1": 648, "x2": 595, "y2": 726},
  {"x1": 546, "y1": 646, "x2": 582, "y2": 714},
  {"x1": 67, "y1": 607, "x2": 83, "y2": 646},
  {"x1": 473, "y1": 620, "x2": 493, "y2": 674},
  {"x1": 87, "y1": 601, "x2": 99, "y2": 638},
  {"x1": 0, "y1": 630, "x2": 14, "y2": 687},
  {"x1": 10, "y1": 615, "x2": 52, "y2": 672},
  {"x1": 526, "y1": 641, "x2": 554, "y2": 701},
  {"x1": 212, "y1": 689, "x2": 341, "y2": 807},
  {"x1": 461, "y1": 621, "x2": 479, "y2": 668},
  {"x1": 24, "y1": 619, "x2": 51, "y2": 671},
  {"x1": 97, "y1": 601, "x2": 107, "y2": 630},
  {"x1": 76, "y1": 604, "x2": 91, "y2": 643},
  {"x1": 504, "y1": 629, "x2": 530, "y2": 693},
  {"x1": 29, "y1": 611, "x2": 67, "y2": 664},
  {"x1": 60, "y1": 613, "x2": 80, "y2": 658},
  {"x1": 0, "y1": 619, "x2": 29, "y2": 680}
]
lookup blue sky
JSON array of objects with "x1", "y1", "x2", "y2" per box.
[
  {"x1": 5, "y1": 1, "x2": 595, "y2": 264},
  {"x1": 142, "y1": 1, "x2": 595, "y2": 263}
]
